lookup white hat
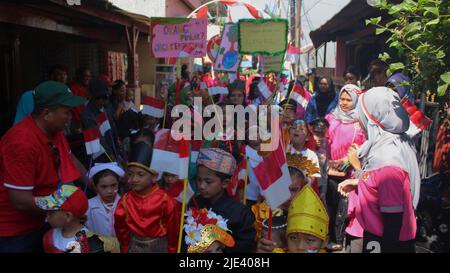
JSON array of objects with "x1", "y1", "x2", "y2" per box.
[{"x1": 88, "y1": 162, "x2": 125, "y2": 180}]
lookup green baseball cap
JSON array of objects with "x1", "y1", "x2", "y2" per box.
[{"x1": 34, "y1": 81, "x2": 86, "y2": 108}]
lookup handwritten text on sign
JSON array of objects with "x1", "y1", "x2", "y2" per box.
[
  {"x1": 239, "y1": 20, "x2": 288, "y2": 55},
  {"x1": 151, "y1": 19, "x2": 207, "y2": 58},
  {"x1": 261, "y1": 54, "x2": 284, "y2": 74}
]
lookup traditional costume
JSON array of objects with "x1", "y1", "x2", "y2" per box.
[
  {"x1": 184, "y1": 208, "x2": 235, "y2": 253},
  {"x1": 251, "y1": 152, "x2": 321, "y2": 247},
  {"x1": 285, "y1": 185, "x2": 329, "y2": 253},
  {"x1": 114, "y1": 141, "x2": 180, "y2": 253},
  {"x1": 35, "y1": 185, "x2": 120, "y2": 253},
  {"x1": 286, "y1": 143, "x2": 322, "y2": 194},
  {"x1": 190, "y1": 148, "x2": 256, "y2": 253}
]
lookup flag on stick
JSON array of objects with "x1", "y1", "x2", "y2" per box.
[{"x1": 142, "y1": 96, "x2": 165, "y2": 118}]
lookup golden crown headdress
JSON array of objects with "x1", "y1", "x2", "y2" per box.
[{"x1": 286, "y1": 153, "x2": 321, "y2": 178}]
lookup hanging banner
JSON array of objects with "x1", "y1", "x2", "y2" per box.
[
  {"x1": 214, "y1": 23, "x2": 241, "y2": 72},
  {"x1": 238, "y1": 19, "x2": 288, "y2": 56},
  {"x1": 261, "y1": 54, "x2": 285, "y2": 74},
  {"x1": 150, "y1": 18, "x2": 207, "y2": 58}
]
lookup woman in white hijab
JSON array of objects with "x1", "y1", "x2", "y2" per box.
[
  {"x1": 325, "y1": 84, "x2": 366, "y2": 252},
  {"x1": 338, "y1": 87, "x2": 419, "y2": 253}
]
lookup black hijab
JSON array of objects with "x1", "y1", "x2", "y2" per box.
[{"x1": 316, "y1": 77, "x2": 336, "y2": 117}]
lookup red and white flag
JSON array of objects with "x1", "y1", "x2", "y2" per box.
[
  {"x1": 401, "y1": 97, "x2": 432, "y2": 137},
  {"x1": 224, "y1": 0, "x2": 263, "y2": 21},
  {"x1": 151, "y1": 129, "x2": 190, "y2": 180},
  {"x1": 83, "y1": 127, "x2": 101, "y2": 155},
  {"x1": 196, "y1": 6, "x2": 208, "y2": 19},
  {"x1": 285, "y1": 44, "x2": 301, "y2": 64},
  {"x1": 142, "y1": 96, "x2": 165, "y2": 118},
  {"x1": 252, "y1": 139, "x2": 292, "y2": 210},
  {"x1": 206, "y1": 79, "x2": 229, "y2": 96},
  {"x1": 96, "y1": 112, "x2": 111, "y2": 136},
  {"x1": 228, "y1": 158, "x2": 247, "y2": 199},
  {"x1": 258, "y1": 80, "x2": 273, "y2": 99},
  {"x1": 290, "y1": 84, "x2": 311, "y2": 109},
  {"x1": 166, "y1": 179, "x2": 195, "y2": 204}
]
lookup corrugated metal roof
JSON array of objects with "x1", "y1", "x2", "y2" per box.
[{"x1": 309, "y1": 0, "x2": 383, "y2": 48}]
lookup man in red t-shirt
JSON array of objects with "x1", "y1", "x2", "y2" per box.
[
  {"x1": 0, "y1": 81, "x2": 85, "y2": 253},
  {"x1": 69, "y1": 67, "x2": 92, "y2": 131}
]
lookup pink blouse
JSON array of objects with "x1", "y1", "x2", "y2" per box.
[
  {"x1": 325, "y1": 114, "x2": 366, "y2": 161},
  {"x1": 356, "y1": 166, "x2": 417, "y2": 241},
  {"x1": 345, "y1": 190, "x2": 364, "y2": 238}
]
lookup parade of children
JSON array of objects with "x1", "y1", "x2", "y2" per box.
[{"x1": 0, "y1": 2, "x2": 448, "y2": 260}]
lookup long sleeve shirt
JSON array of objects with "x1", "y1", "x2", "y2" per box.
[
  {"x1": 114, "y1": 184, "x2": 180, "y2": 253},
  {"x1": 190, "y1": 193, "x2": 256, "y2": 253}
]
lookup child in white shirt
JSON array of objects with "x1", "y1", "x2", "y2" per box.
[{"x1": 86, "y1": 163, "x2": 124, "y2": 237}]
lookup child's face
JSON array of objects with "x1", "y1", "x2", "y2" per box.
[
  {"x1": 229, "y1": 89, "x2": 245, "y2": 106},
  {"x1": 126, "y1": 89, "x2": 134, "y2": 101},
  {"x1": 114, "y1": 85, "x2": 126, "y2": 101},
  {"x1": 127, "y1": 166, "x2": 156, "y2": 194},
  {"x1": 282, "y1": 109, "x2": 295, "y2": 125},
  {"x1": 289, "y1": 123, "x2": 308, "y2": 148},
  {"x1": 282, "y1": 171, "x2": 306, "y2": 209},
  {"x1": 95, "y1": 175, "x2": 119, "y2": 204},
  {"x1": 163, "y1": 173, "x2": 179, "y2": 187},
  {"x1": 47, "y1": 210, "x2": 70, "y2": 228},
  {"x1": 204, "y1": 241, "x2": 225, "y2": 253},
  {"x1": 196, "y1": 166, "x2": 228, "y2": 202},
  {"x1": 287, "y1": 232, "x2": 325, "y2": 253},
  {"x1": 313, "y1": 132, "x2": 325, "y2": 147}
]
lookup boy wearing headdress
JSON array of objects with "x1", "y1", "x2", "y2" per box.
[
  {"x1": 254, "y1": 152, "x2": 321, "y2": 253},
  {"x1": 114, "y1": 135, "x2": 179, "y2": 253},
  {"x1": 190, "y1": 148, "x2": 256, "y2": 253},
  {"x1": 285, "y1": 185, "x2": 329, "y2": 253}
]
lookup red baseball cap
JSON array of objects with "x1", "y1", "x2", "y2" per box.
[{"x1": 35, "y1": 185, "x2": 89, "y2": 217}]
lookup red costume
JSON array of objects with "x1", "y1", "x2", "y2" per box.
[
  {"x1": 114, "y1": 184, "x2": 180, "y2": 253},
  {"x1": 69, "y1": 83, "x2": 88, "y2": 126}
]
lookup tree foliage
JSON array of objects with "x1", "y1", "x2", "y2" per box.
[{"x1": 366, "y1": 0, "x2": 450, "y2": 98}]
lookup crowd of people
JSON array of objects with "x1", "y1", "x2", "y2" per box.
[{"x1": 0, "y1": 58, "x2": 446, "y2": 254}]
